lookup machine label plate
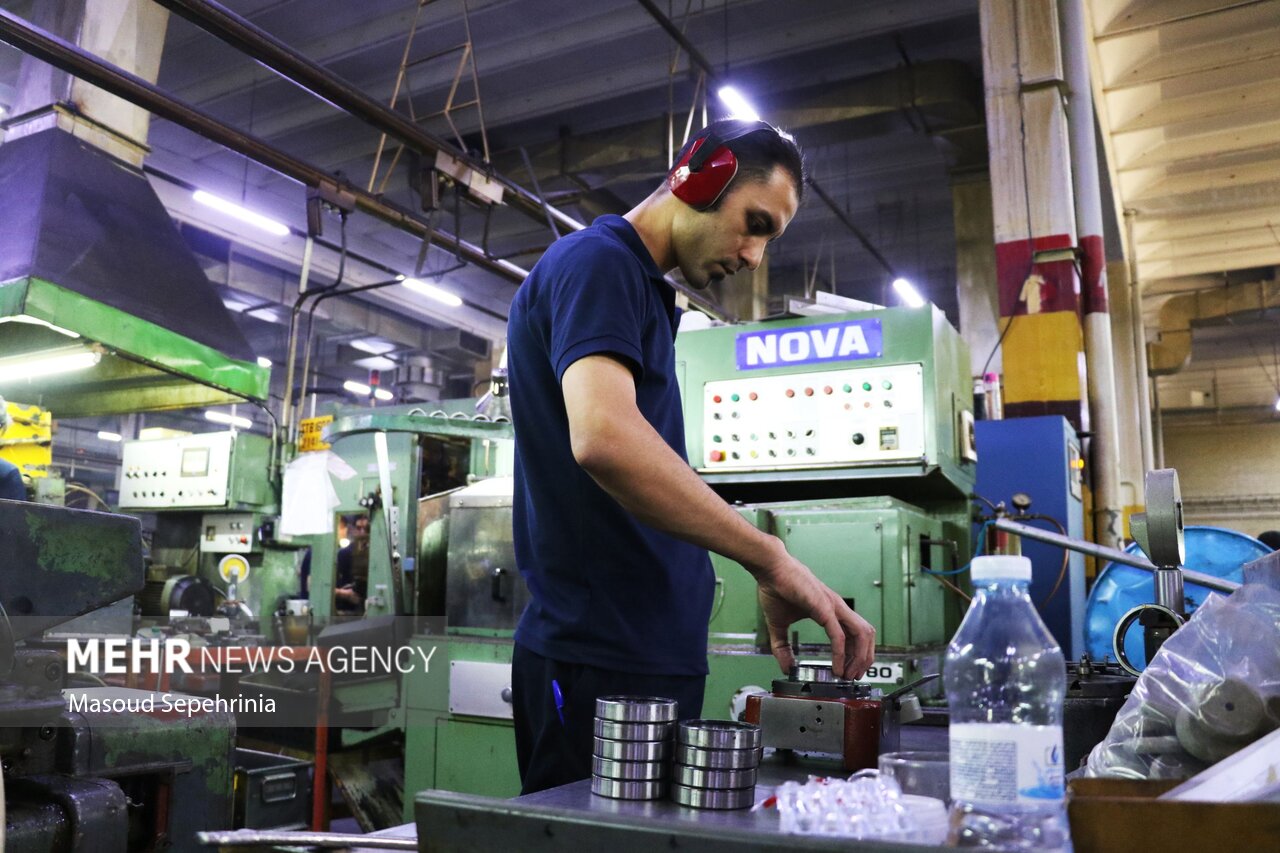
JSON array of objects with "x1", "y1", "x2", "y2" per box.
[
  {"x1": 448, "y1": 660, "x2": 514, "y2": 720},
  {"x1": 735, "y1": 319, "x2": 883, "y2": 371},
  {"x1": 855, "y1": 661, "x2": 905, "y2": 685}
]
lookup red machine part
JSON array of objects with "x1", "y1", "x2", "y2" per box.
[{"x1": 744, "y1": 691, "x2": 882, "y2": 772}]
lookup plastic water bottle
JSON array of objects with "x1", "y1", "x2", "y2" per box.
[{"x1": 945, "y1": 556, "x2": 1070, "y2": 851}]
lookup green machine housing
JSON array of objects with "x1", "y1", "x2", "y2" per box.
[{"x1": 675, "y1": 306, "x2": 977, "y2": 709}]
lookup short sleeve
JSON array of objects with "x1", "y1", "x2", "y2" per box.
[{"x1": 547, "y1": 238, "x2": 649, "y2": 383}]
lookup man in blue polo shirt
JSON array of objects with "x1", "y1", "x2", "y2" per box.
[{"x1": 507, "y1": 120, "x2": 876, "y2": 793}]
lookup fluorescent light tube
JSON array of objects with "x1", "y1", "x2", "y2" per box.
[
  {"x1": 205, "y1": 410, "x2": 252, "y2": 429},
  {"x1": 401, "y1": 278, "x2": 463, "y2": 308},
  {"x1": 193, "y1": 190, "x2": 289, "y2": 237}
]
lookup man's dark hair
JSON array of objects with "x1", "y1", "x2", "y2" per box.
[
  {"x1": 1258, "y1": 530, "x2": 1280, "y2": 551},
  {"x1": 670, "y1": 119, "x2": 805, "y2": 210}
]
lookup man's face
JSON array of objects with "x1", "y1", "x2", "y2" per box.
[{"x1": 671, "y1": 164, "x2": 800, "y2": 290}]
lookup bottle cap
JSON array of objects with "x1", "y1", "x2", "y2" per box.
[{"x1": 970, "y1": 555, "x2": 1031, "y2": 582}]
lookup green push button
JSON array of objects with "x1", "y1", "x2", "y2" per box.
[
  {"x1": 861, "y1": 382, "x2": 872, "y2": 391},
  {"x1": 712, "y1": 435, "x2": 722, "y2": 443},
  {"x1": 843, "y1": 384, "x2": 853, "y2": 393},
  {"x1": 730, "y1": 393, "x2": 740, "y2": 402},
  {"x1": 882, "y1": 380, "x2": 893, "y2": 390}
]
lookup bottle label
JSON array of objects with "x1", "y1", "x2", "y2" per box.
[{"x1": 949, "y1": 723, "x2": 1065, "y2": 805}]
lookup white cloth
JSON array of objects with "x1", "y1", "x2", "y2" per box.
[{"x1": 278, "y1": 450, "x2": 355, "y2": 536}]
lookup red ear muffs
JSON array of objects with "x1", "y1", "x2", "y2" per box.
[
  {"x1": 669, "y1": 138, "x2": 740, "y2": 210},
  {"x1": 668, "y1": 120, "x2": 779, "y2": 210}
]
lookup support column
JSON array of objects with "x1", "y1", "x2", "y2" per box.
[
  {"x1": 979, "y1": 0, "x2": 1089, "y2": 431},
  {"x1": 1061, "y1": 0, "x2": 1122, "y2": 549},
  {"x1": 952, "y1": 172, "x2": 1001, "y2": 377}
]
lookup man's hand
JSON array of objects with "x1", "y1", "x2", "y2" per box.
[{"x1": 755, "y1": 544, "x2": 876, "y2": 681}]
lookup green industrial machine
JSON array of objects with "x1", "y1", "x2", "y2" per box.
[
  {"x1": 675, "y1": 306, "x2": 977, "y2": 715},
  {"x1": 388, "y1": 306, "x2": 978, "y2": 807}
]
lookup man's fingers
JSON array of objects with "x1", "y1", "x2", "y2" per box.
[
  {"x1": 822, "y1": 614, "x2": 848, "y2": 680},
  {"x1": 770, "y1": 636, "x2": 796, "y2": 674}
]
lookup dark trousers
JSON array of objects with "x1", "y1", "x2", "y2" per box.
[{"x1": 512, "y1": 643, "x2": 706, "y2": 795}]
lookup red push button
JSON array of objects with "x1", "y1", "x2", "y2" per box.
[
  {"x1": 709, "y1": 450, "x2": 725, "y2": 462},
  {"x1": 804, "y1": 387, "x2": 814, "y2": 397},
  {"x1": 712, "y1": 395, "x2": 722, "y2": 403},
  {"x1": 823, "y1": 386, "x2": 833, "y2": 395},
  {"x1": 785, "y1": 389, "x2": 795, "y2": 398},
  {"x1": 748, "y1": 392, "x2": 758, "y2": 401}
]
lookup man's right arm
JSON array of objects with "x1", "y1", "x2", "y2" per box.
[{"x1": 562, "y1": 354, "x2": 875, "y2": 679}]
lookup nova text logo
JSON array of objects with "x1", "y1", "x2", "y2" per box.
[{"x1": 735, "y1": 319, "x2": 883, "y2": 371}]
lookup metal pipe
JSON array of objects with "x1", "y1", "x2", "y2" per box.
[
  {"x1": 1152, "y1": 375, "x2": 1165, "y2": 467},
  {"x1": 1125, "y1": 208, "x2": 1156, "y2": 472},
  {"x1": 153, "y1": 0, "x2": 584, "y2": 236},
  {"x1": 1061, "y1": 0, "x2": 1124, "y2": 550},
  {"x1": 992, "y1": 518, "x2": 1240, "y2": 594},
  {"x1": 196, "y1": 829, "x2": 417, "y2": 849},
  {"x1": 806, "y1": 178, "x2": 897, "y2": 277},
  {"x1": 0, "y1": 7, "x2": 529, "y2": 287},
  {"x1": 154, "y1": 1, "x2": 734, "y2": 320}
]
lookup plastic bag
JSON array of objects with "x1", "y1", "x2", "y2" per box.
[{"x1": 1084, "y1": 583, "x2": 1280, "y2": 780}]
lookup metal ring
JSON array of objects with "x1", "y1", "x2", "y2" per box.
[
  {"x1": 671, "y1": 782, "x2": 755, "y2": 809},
  {"x1": 594, "y1": 737, "x2": 670, "y2": 762},
  {"x1": 674, "y1": 764, "x2": 757, "y2": 790},
  {"x1": 677, "y1": 720, "x2": 762, "y2": 750},
  {"x1": 595, "y1": 696, "x2": 679, "y2": 723},
  {"x1": 1112, "y1": 603, "x2": 1185, "y2": 677},
  {"x1": 591, "y1": 776, "x2": 667, "y2": 800},
  {"x1": 674, "y1": 744, "x2": 762, "y2": 770},
  {"x1": 593, "y1": 718, "x2": 675, "y2": 742},
  {"x1": 592, "y1": 756, "x2": 667, "y2": 781}
]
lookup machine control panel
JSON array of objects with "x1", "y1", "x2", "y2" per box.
[
  {"x1": 119, "y1": 432, "x2": 235, "y2": 509},
  {"x1": 699, "y1": 363, "x2": 926, "y2": 471},
  {"x1": 199, "y1": 512, "x2": 258, "y2": 553}
]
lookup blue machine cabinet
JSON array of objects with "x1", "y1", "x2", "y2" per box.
[{"x1": 975, "y1": 416, "x2": 1086, "y2": 658}]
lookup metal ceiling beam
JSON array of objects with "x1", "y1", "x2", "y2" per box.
[
  {"x1": 152, "y1": 0, "x2": 585, "y2": 236},
  {"x1": 150, "y1": 0, "x2": 732, "y2": 320},
  {"x1": 0, "y1": 8, "x2": 531, "y2": 293}
]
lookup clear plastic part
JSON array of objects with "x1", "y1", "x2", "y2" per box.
[{"x1": 774, "y1": 770, "x2": 947, "y2": 843}]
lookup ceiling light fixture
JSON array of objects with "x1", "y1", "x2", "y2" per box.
[
  {"x1": 1274, "y1": 397, "x2": 1280, "y2": 413},
  {"x1": 0, "y1": 315, "x2": 81, "y2": 338},
  {"x1": 205, "y1": 410, "x2": 252, "y2": 429},
  {"x1": 256, "y1": 356, "x2": 272, "y2": 368},
  {"x1": 343, "y1": 380, "x2": 372, "y2": 396},
  {"x1": 892, "y1": 277, "x2": 927, "y2": 308},
  {"x1": 349, "y1": 339, "x2": 396, "y2": 355},
  {"x1": 0, "y1": 347, "x2": 101, "y2": 383},
  {"x1": 373, "y1": 388, "x2": 394, "y2": 402},
  {"x1": 401, "y1": 277, "x2": 463, "y2": 308},
  {"x1": 97, "y1": 431, "x2": 123, "y2": 442},
  {"x1": 193, "y1": 190, "x2": 290, "y2": 237},
  {"x1": 717, "y1": 86, "x2": 762, "y2": 122}
]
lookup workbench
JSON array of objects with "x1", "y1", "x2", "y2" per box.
[{"x1": 412, "y1": 756, "x2": 949, "y2": 853}]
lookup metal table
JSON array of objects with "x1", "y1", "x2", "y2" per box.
[{"x1": 414, "y1": 755, "x2": 949, "y2": 853}]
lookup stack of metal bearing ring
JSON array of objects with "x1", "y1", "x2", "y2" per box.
[
  {"x1": 672, "y1": 720, "x2": 763, "y2": 809},
  {"x1": 591, "y1": 696, "x2": 678, "y2": 800}
]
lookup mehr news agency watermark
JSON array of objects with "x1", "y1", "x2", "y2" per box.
[{"x1": 63, "y1": 637, "x2": 438, "y2": 718}]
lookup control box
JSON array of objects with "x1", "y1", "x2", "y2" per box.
[
  {"x1": 677, "y1": 307, "x2": 976, "y2": 494},
  {"x1": 199, "y1": 511, "x2": 260, "y2": 553},
  {"x1": 118, "y1": 431, "x2": 273, "y2": 510},
  {"x1": 700, "y1": 363, "x2": 925, "y2": 470}
]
